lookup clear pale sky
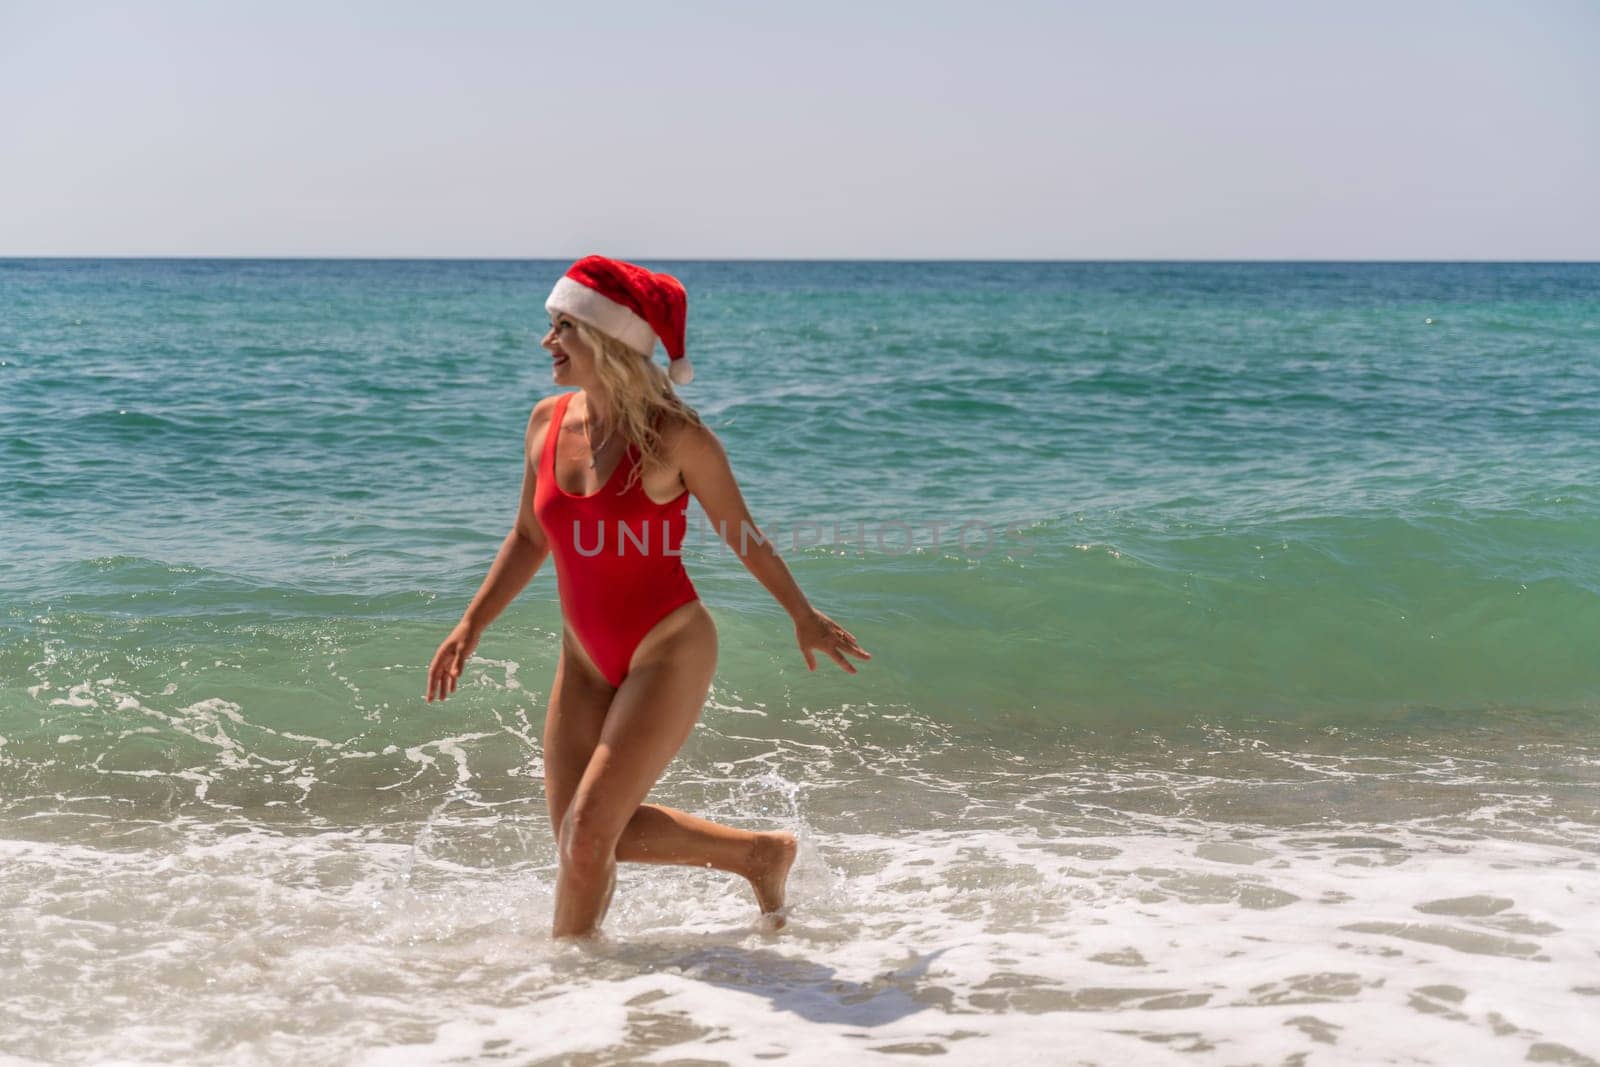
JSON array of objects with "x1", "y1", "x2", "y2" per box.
[{"x1": 3, "y1": 0, "x2": 1596, "y2": 259}]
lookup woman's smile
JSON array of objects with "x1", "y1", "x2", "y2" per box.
[{"x1": 543, "y1": 316, "x2": 589, "y2": 377}]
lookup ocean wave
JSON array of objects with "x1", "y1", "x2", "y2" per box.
[{"x1": 3, "y1": 503, "x2": 1597, "y2": 796}]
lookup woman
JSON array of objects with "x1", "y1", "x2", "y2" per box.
[{"x1": 424, "y1": 255, "x2": 871, "y2": 940}]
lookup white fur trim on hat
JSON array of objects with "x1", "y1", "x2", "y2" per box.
[
  {"x1": 546, "y1": 276, "x2": 657, "y2": 356},
  {"x1": 668, "y1": 356, "x2": 694, "y2": 384}
]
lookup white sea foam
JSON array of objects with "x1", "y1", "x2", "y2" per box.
[
  {"x1": 5, "y1": 673, "x2": 1598, "y2": 1063},
  {"x1": 1, "y1": 784, "x2": 1596, "y2": 1065}
]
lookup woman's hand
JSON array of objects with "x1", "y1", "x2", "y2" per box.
[
  {"x1": 794, "y1": 609, "x2": 871, "y2": 674},
  {"x1": 426, "y1": 622, "x2": 481, "y2": 702}
]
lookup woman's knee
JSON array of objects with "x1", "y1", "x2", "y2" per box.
[{"x1": 557, "y1": 801, "x2": 620, "y2": 877}]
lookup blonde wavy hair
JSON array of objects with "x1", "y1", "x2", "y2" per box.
[{"x1": 573, "y1": 319, "x2": 703, "y2": 494}]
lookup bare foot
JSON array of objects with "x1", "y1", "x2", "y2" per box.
[{"x1": 745, "y1": 830, "x2": 797, "y2": 925}]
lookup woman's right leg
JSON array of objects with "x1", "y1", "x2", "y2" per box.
[{"x1": 542, "y1": 630, "x2": 793, "y2": 907}]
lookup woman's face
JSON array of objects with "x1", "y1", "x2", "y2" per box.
[{"x1": 541, "y1": 314, "x2": 596, "y2": 387}]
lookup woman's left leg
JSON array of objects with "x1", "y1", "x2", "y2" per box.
[{"x1": 551, "y1": 609, "x2": 718, "y2": 939}]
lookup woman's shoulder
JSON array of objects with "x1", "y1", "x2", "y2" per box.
[
  {"x1": 656, "y1": 407, "x2": 715, "y2": 452},
  {"x1": 655, "y1": 410, "x2": 728, "y2": 478},
  {"x1": 530, "y1": 392, "x2": 565, "y2": 423},
  {"x1": 524, "y1": 393, "x2": 567, "y2": 460}
]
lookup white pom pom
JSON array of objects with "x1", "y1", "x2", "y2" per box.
[{"x1": 668, "y1": 356, "x2": 694, "y2": 385}]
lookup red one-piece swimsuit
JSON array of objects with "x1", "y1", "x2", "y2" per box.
[{"x1": 533, "y1": 391, "x2": 699, "y2": 687}]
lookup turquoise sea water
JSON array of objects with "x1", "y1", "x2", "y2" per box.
[{"x1": 2, "y1": 260, "x2": 1598, "y2": 1064}]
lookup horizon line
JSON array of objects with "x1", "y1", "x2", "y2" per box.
[{"x1": 3, "y1": 255, "x2": 1598, "y2": 265}]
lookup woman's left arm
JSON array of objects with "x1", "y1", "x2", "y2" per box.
[{"x1": 677, "y1": 422, "x2": 872, "y2": 674}]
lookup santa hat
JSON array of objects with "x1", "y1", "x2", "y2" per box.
[{"x1": 545, "y1": 255, "x2": 693, "y2": 384}]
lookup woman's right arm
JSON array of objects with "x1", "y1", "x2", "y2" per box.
[{"x1": 425, "y1": 397, "x2": 555, "y2": 702}]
